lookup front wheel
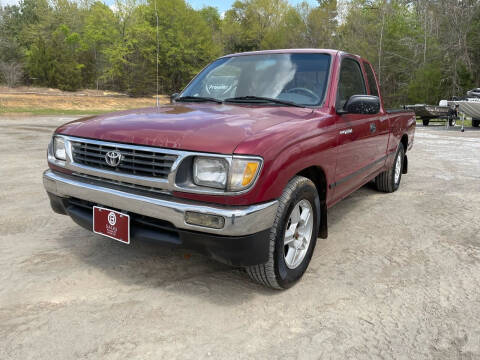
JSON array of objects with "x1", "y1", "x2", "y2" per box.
[
  {"x1": 246, "y1": 176, "x2": 319, "y2": 289},
  {"x1": 375, "y1": 143, "x2": 405, "y2": 193},
  {"x1": 473, "y1": 119, "x2": 480, "y2": 128},
  {"x1": 449, "y1": 117, "x2": 456, "y2": 127},
  {"x1": 422, "y1": 118, "x2": 430, "y2": 126}
]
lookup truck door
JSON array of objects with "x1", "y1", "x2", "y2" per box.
[{"x1": 333, "y1": 57, "x2": 381, "y2": 201}]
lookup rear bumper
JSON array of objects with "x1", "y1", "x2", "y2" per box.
[{"x1": 43, "y1": 170, "x2": 278, "y2": 266}]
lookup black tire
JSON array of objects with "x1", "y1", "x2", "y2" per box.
[
  {"x1": 449, "y1": 117, "x2": 456, "y2": 127},
  {"x1": 246, "y1": 176, "x2": 320, "y2": 289},
  {"x1": 422, "y1": 119, "x2": 430, "y2": 126},
  {"x1": 375, "y1": 143, "x2": 405, "y2": 193},
  {"x1": 473, "y1": 119, "x2": 480, "y2": 128}
]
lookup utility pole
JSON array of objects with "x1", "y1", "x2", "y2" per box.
[
  {"x1": 154, "y1": 0, "x2": 159, "y2": 108},
  {"x1": 378, "y1": 1, "x2": 386, "y2": 87}
]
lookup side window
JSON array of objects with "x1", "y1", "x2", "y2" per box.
[
  {"x1": 364, "y1": 62, "x2": 379, "y2": 97},
  {"x1": 336, "y1": 58, "x2": 366, "y2": 109}
]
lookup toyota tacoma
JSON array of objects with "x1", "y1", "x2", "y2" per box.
[{"x1": 43, "y1": 49, "x2": 415, "y2": 289}]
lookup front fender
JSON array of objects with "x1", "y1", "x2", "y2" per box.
[{"x1": 257, "y1": 134, "x2": 337, "y2": 202}]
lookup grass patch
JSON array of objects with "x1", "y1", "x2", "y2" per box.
[
  {"x1": 415, "y1": 116, "x2": 473, "y2": 127},
  {"x1": 415, "y1": 120, "x2": 473, "y2": 127}
]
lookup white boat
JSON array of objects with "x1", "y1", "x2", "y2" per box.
[{"x1": 448, "y1": 98, "x2": 480, "y2": 127}]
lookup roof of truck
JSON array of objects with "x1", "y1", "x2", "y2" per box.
[{"x1": 220, "y1": 49, "x2": 342, "y2": 58}]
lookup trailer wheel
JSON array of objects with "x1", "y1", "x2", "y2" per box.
[
  {"x1": 422, "y1": 118, "x2": 429, "y2": 126},
  {"x1": 473, "y1": 119, "x2": 480, "y2": 128}
]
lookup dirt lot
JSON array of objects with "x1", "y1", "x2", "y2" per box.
[
  {"x1": 0, "y1": 86, "x2": 168, "y2": 113},
  {"x1": 0, "y1": 116, "x2": 479, "y2": 359}
]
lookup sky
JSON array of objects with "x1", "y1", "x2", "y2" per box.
[
  {"x1": 0, "y1": 0, "x2": 318, "y2": 13},
  {"x1": 187, "y1": 0, "x2": 317, "y2": 13}
]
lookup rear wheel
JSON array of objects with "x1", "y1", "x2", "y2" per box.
[
  {"x1": 375, "y1": 143, "x2": 405, "y2": 193},
  {"x1": 422, "y1": 118, "x2": 430, "y2": 126},
  {"x1": 449, "y1": 117, "x2": 456, "y2": 126},
  {"x1": 473, "y1": 119, "x2": 480, "y2": 128},
  {"x1": 246, "y1": 176, "x2": 319, "y2": 289}
]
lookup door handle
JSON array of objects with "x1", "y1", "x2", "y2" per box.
[{"x1": 370, "y1": 123, "x2": 376, "y2": 133}]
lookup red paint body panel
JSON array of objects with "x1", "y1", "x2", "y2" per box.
[
  {"x1": 54, "y1": 49, "x2": 415, "y2": 207},
  {"x1": 55, "y1": 104, "x2": 309, "y2": 155}
]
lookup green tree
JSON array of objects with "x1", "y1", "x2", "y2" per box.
[
  {"x1": 26, "y1": 24, "x2": 83, "y2": 90},
  {"x1": 407, "y1": 63, "x2": 446, "y2": 105},
  {"x1": 305, "y1": 0, "x2": 337, "y2": 48},
  {"x1": 339, "y1": 0, "x2": 425, "y2": 106},
  {"x1": 222, "y1": 0, "x2": 291, "y2": 52},
  {"x1": 81, "y1": 2, "x2": 120, "y2": 89},
  {"x1": 1, "y1": 0, "x2": 478, "y2": 101},
  {"x1": 466, "y1": 6, "x2": 480, "y2": 87}
]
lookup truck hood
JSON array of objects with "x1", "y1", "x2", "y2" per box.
[{"x1": 55, "y1": 103, "x2": 314, "y2": 154}]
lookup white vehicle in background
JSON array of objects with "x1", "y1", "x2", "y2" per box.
[{"x1": 466, "y1": 88, "x2": 480, "y2": 98}]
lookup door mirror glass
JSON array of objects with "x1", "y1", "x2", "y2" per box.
[
  {"x1": 170, "y1": 93, "x2": 179, "y2": 103},
  {"x1": 341, "y1": 95, "x2": 380, "y2": 115}
]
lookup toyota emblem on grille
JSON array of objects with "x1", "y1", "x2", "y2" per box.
[{"x1": 105, "y1": 151, "x2": 122, "y2": 167}]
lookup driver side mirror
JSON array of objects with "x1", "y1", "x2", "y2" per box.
[
  {"x1": 170, "y1": 93, "x2": 179, "y2": 104},
  {"x1": 338, "y1": 95, "x2": 380, "y2": 115}
]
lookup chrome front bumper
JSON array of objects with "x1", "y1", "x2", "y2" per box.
[{"x1": 43, "y1": 170, "x2": 278, "y2": 236}]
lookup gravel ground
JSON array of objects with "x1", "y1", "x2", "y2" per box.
[{"x1": 0, "y1": 116, "x2": 479, "y2": 360}]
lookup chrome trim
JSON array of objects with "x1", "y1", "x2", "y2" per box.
[
  {"x1": 172, "y1": 154, "x2": 264, "y2": 195},
  {"x1": 49, "y1": 135, "x2": 263, "y2": 196},
  {"x1": 43, "y1": 170, "x2": 278, "y2": 236},
  {"x1": 48, "y1": 138, "x2": 66, "y2": 167},
  {"x1": 72, "y1": 172, "x2": 171, "y2": 195}
]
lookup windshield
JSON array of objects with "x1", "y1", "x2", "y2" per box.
[{"x1": 180, "y1": 53, "x2": 331, "y2": 106}]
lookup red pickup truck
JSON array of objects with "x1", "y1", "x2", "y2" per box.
[{"x1": 43, "y1": 49, "x2": 415, "y2": 289}]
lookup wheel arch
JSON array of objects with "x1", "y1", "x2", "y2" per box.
[
  {"x1": 296, "y1": 166, "x2": 328, "y2": 239},
  {"x1": 400, "y1": 133, "x2": 408, "y2": 153},
  {"x1": 400, "y1": 133, "x2": 408, "y2": 174}
]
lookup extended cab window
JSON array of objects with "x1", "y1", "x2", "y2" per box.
[
  {"x1": 181, "y1": 53, "x2": 331, "y2": 106},
  {"x1": 336, "y1": 58, "x2": 366, "y2": 110},
  {"x1": 364, "y1": 62, "x2": 379, "y2": 97}
]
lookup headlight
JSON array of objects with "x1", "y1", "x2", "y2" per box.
[
  {"x1": 193, "y1": 157, "x2": 228, "y2": 189},
  {"x1": 53, "y1": 136, "x2": 66, "y2": 160},
  {"x1": 229, "y1": 158, "x2": 261, "y2": 191},
  {"x1": 191, "y1": 156, "x2": 261, "y2": 191}
]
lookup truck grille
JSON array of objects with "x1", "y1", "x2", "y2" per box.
[{"x1": 71, "y1": 141, "x2": 177, "y2": 179}]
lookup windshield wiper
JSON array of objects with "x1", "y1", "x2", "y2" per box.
[
  {"x1": 175, "y1": 96, "x2": 223, "y2": 104},
  {"x1": 224, "y1": 96, "x2": 306, "y2": 108}
]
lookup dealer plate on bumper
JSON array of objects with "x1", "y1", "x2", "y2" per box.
[{"x1": 93, "y1": 206, "x2": 130, "y2": 244}]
